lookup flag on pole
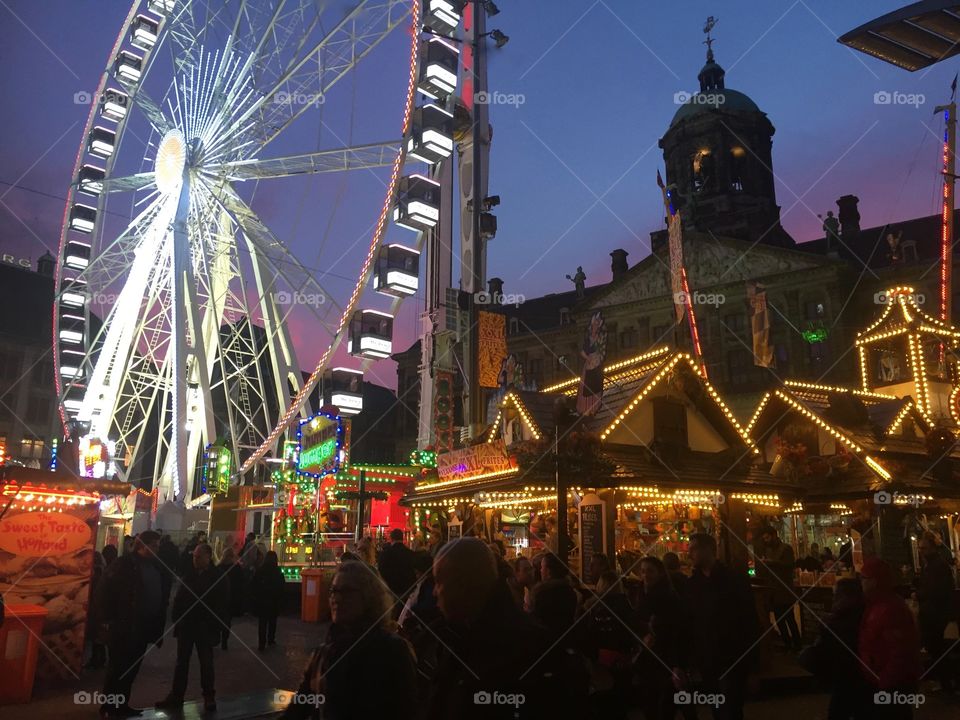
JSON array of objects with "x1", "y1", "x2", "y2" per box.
[
  {"x1": 952, "y1": 73, "x2": 957, "y2": 99},
  {"x1": 747, "y1": 281, "x2": 775, "y2": 367}
]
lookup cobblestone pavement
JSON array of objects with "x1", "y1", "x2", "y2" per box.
[{"x1": 15, "y1": 614, "x2": 960, "y2": 719}]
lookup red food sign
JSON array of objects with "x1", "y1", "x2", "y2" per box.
[{"x1": 0, "y1": 511, "x2": 93, "y2": 556}]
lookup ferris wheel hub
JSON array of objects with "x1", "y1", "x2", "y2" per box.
[{"x1": 155, "y1": 129, "x2": 187, "y2": 194}]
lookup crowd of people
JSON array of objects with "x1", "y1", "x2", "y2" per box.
[
  {"x1": 91, "y1": 530, "x2": 285, "y2": 717},
  {"x1": 89, "y1": 524, "x2": 957, "y2": 720}
]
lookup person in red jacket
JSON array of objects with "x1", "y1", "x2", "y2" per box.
[{"x1": 858, "y1": 557, "x2": 921, "y2": 719}]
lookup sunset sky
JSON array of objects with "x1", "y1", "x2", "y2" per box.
[{"x1": 1, "y1": 0, "x2": 956, "y2": 389}]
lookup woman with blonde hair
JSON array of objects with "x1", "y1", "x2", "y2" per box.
[{"x1": 283, "y1": 560, "x2": 416, "y2": 719}]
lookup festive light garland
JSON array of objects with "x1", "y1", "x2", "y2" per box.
[{"x1": 540, "y1": 346, "x2": 671, "y2": 393}]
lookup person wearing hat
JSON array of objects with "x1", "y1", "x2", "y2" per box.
[{"x1": 858, "y1": 557, "x2": 921, "y2": 716}]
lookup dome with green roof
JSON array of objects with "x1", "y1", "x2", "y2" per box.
[{"x1": 670, "y1": 53, "x2": 762, "y2": 127}]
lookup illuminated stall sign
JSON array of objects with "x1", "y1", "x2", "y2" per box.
[
  {"x1": 203, "y1": 444, "x2": 232, "y2": 496},
  {"x1": 436, "y1": 439, "x2": 517, "y2": 482},
  {"x1": 78, "y1": 436, "x2": 116, "y2": 479},
  {"x1": 297, "y1": 413, "x2": 343, "y2": 479}
]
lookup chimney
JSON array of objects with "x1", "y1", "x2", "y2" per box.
[
  {"x1": 37, "y1": 251, "x2": 55, "y2": 278},
  {"x1": 487, "y1": 277, "x2": 504, "y2": 304},
  {"x1": 836, "y1": 195, "x2": 860, "y2": 244},
  {"x1": 610, "y1": 249, "x2": 629, "y2": 281}
]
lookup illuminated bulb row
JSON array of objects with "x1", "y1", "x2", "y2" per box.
[
  {"x1": 950, "y1": 386, "x2": 960, "y2": 424},
  {"x1": 414, "y1": 466, "x2": 519, "y2": 491},
  {"x1": 601, "y1": 355, "x2": 684, "y2": 440},
  {"x1": 865, "y1": 456, "x2": 892, "y2": 481},
  {"x1": 486, "y1": 411, "x2": 503, "y2": 442},
  {"x1": 784, "y1": 502, "x2": 804, "y2": 513},
  {"x1": 784, "y1": 380, "x2": 896, "y2": 401},
  {"x1": 774, "y1": 391, "x2": 864, "y2": 453},
  {"x1": 478, "y1": 493, "x2": 556, "y2": 509},
  {"x1": 540, "y1": 346, "x2": 670, "y2": 393},
  {"x1": 746, "y1": 393, "x2": 771, "y2": 436},
  {"x1": 886, "y1": 404, "x2": 916, "y2": 436},
  {"x1": 906, "y1": 334, "x2": 931, "y2": 419},
  {"x1": 409, "y1": 496, "x2": 473, "y2": 507},
  {"x1": 857, "y1": 327, "x2": 908, "y2": 345}
]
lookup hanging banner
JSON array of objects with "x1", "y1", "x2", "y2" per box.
[
  {"x1": 478, "y1": 311, "x2": 507, "y2": 388},
  {"x1": 747, "y1": 282, "x2": 775, "y2": 368},
  {"x1": 669, "y1": 213, "x2": 685, "y2": 322}
]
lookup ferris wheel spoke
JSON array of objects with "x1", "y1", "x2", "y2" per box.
[
  {"x1": 207, "y1": 182, "x2": 343, "y2": 330},
  {"x1": 100, "y1": 172, "x2": 157, "y2": 194},
  {"x1": 228, "y1": 0, "x2": 410, "y2": 150},
  {"x1": 214, "y1": 141, "x2": 401, "y2": 181},
  {"x1": 126, "y1": 85, "x2": 174, "y2": 136}
]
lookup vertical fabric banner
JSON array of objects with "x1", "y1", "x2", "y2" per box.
[
  {"x1": 747, "y1": 282, "x2": 775, "y2": 368},
  {"x1": 477, "y1": 311, "x2": 507, "y2": 388}
]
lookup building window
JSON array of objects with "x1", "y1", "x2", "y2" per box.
[
  {"x1": 0, "y1": 350, "x2": 21, "y2": 381},
  {"x1": 653, "y1": 398, "x2": 687, "y2": 446},
  {"x1": 20, "y1": 438, "x2": 44, "y2": 460},
  {"x1": 727, "y1": 349, "x2": 751, "y2": 388},
  {"x1": 723, "y1": 313, "x2": 747, "y2": 335},
  {"x1": 26, "y1": 395, "x2": 48, "y2": 424},
  {"x1": 652, "y1": 324, "x2": 672, "y2": 344},
  {"x1": 559, "y1": 308, "x2": 571, "y2": 325},
  {"x1": 508, "y1": 317, "x2": 520, "y2": 335},
  {"x1": 620, "y1": 327, "x2": 637, "y2": 349},
  {"x1": 730, "y1": 146, "x2": 746, "y2": 192},
  {"x1": 528, "y1": 358, "x2": 543, "y2": 387}
]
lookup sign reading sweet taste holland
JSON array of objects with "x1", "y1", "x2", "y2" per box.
[{"x1": 0, "y1": 511, "x2": 93, "y2": 556}]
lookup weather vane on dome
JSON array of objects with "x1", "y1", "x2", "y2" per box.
[{"x1": 703, "y1": 15, "x2": 718, "y2": 60}]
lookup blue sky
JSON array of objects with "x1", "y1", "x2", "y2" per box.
[{"x1": 0, "y1": 1, "x2": 957, "y2": 387}]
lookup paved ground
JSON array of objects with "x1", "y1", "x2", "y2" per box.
[{"x1": 16, "y1": 614, "x2": 960, "y2": 719}]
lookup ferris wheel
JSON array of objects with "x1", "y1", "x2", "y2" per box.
[{"x1": 54, "y1": 0, "x2": 461, "y2": 503}]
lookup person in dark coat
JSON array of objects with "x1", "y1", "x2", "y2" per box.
[
  {"x1": 283, "y1": 560, "x2": 418, "y2": 720},
  {"x1": 858, "y1": 557, "x2": 921, "y2": 719},
  {"x1": 157, "y1": 534, "x2": 180, "y2": 578},
  {"x1": 662, "y1": 551, "x2": 690, "y2": 596},
  {"x1": 217, "y1": 547, "x2": 245, "y2": 650},
  {"x1": 757, "y1": 526, "x2": 801, "y2": 651},
  {"x1": 252, "y1": 550, "x2": 286, "y2": 650},
  {"x1": 916, "y1": 532, "x2": 956, "y2": 692},
  {"x1": 799, "y1": 578, "x2": 868, "y2": 719},
  {"x1": 635, "y1": 557, "x2": 685, "y2": 720},
  {"x1": 377, "y1": 528, "x2": 416, "y2": 611},
  {"x1": 682, "y1": 533, "x2": 760, "y2": 720},
  {"x1": 102, "y1": 542, "x2": 118, "y2": 567},
  {"x1": 422, "y1": 538, "x2": 583, "y2": 720},
  {"x1": 98, "y1": 530, "x2": 170, "y2": 717},
  {"x1": 156, "y1": 542, "x2": 229, "y2": 713},
  {"x1": 85, "y1": 551, "x2": 107, "y2": 669},
  {"x1": 585, "y1": 571, "x2": 639, "y2": 720}
]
